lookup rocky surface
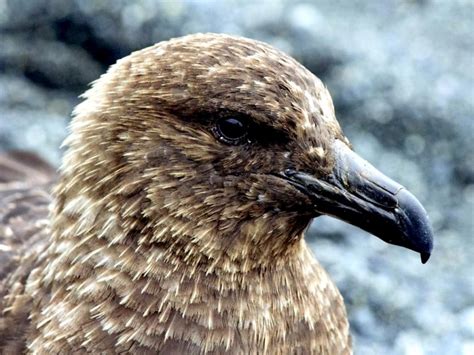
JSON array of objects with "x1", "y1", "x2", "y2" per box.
[{"x1": 0, "y1": 1, "x2": 472, "y2": 354}]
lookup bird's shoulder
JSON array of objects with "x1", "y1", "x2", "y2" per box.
[{"x1": 0, "y1": 151, "x2": 55, "y2": 293}]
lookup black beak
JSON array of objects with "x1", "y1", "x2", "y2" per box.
[{"x1": 284, "y1": 140, "x2": 434, "y2": 263}]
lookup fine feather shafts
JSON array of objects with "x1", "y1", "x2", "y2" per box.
[{"x1": 1, "y1": 33, "x2": 432, "y2": 354}]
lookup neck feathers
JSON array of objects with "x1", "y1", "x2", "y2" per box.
[{"x1": 41, "y1": 207, "x2": 349, "y2": 353}]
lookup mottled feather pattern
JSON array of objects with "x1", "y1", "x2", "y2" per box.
[
  {"x1": 0, "y1": 151, "x2": 55, "y2": 184},
  {"x1": 0, "y1": 151, "x2": 54, "y2": 284},
  {"x1": 0, "y1": 152, "x2": 54, "y2": 354},
  {"x1": 0, "y1": 34, "x2": 352, "y2": 354}
]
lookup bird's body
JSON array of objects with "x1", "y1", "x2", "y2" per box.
[{"x1": 0, "y1": 33, "x2": 432, "y2": 354}]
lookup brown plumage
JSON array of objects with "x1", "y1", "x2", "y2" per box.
[{"x1": 0, "y1": 33, "x2": 433, "y2": 354}]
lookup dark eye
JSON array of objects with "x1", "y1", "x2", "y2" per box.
[{"x1": 214, "y1": 117, "x2": 249, "y2": 145}]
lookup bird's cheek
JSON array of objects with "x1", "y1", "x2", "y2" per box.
[{"x1": 243, "y1": 175, "x2": 314, "y2": 214}]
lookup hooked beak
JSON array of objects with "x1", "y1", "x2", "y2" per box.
[{"x1": 283, "y1": 140, "x2": 434, "y2": 263}]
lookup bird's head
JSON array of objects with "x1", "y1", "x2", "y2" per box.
[{"x1": 56, "y1": 33, "x2": 433, "y2": 270}]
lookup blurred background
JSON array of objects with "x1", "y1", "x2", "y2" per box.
[{"x1": 0, "y1": 0, "x2": 472, "y2": 354}]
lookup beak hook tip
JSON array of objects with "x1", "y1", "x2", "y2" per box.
[{"x1": 420, "y1": 252, "x2": 431, "y2": 264}]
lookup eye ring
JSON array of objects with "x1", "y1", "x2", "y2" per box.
[{"x1": 213, "y1": 116, "x2": 249, "y2": 145}]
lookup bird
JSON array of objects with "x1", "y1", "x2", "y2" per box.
[{"x1": 0, "y1": 33, "x2": 433, "y2": 354}]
